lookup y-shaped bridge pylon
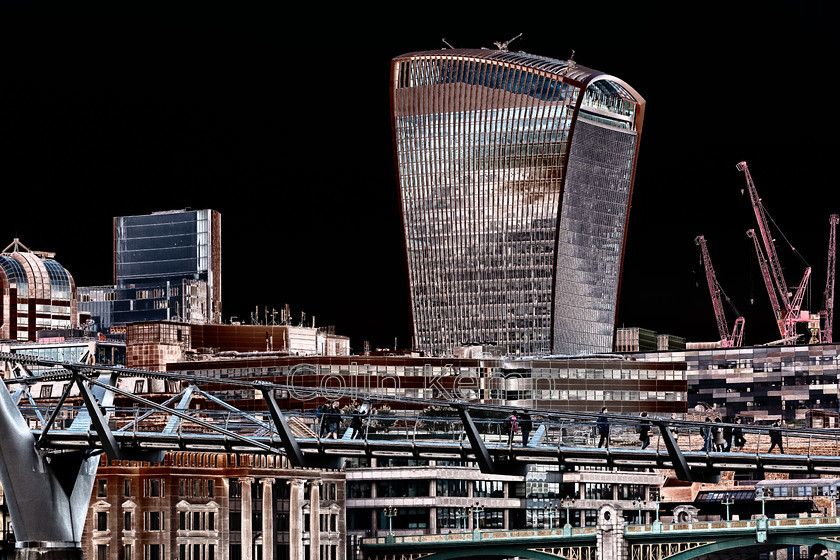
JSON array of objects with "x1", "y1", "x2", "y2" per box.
[{"x1": 0, "y1": 363, "x2": 116, "y2": 560}]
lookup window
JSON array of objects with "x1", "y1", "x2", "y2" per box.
[
  {"x1": 124, "y1": 479, "x2": 131, "y2": 497},
  {"x1": 40, "y1": 384, "x2": 53, "y2": 398},
  {"x1": 124, "y1": 511, "x2": 132, "y2": 531},
  {"x1": 97, "y1": 545, "x2": 107, "y2": 560},
  {"x1": 97, "y1": 479, "x2": 108, "y2": 497},
  {"x1": 229, "y1": 479, "x2": 241, "y2": 498},
  {"x1": 148, "y1": 511, "x2": 161, "y2": 531},
  {"x1": 229, "y1": 511, "x2": 241, "y2": 532},
  {"x1": 97, "y1": 511, "x2": 108, "y2": 531}
]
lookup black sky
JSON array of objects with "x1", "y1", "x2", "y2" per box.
[{"x1": 1, "y1": 5, "x2": 837, "y2": 351}]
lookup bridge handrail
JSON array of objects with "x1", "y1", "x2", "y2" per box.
[
  {"x1": 360, "y1": 526, "x2": 597, "y2": 546},
  {"x1": 625, "y1": 515, "x2": 840, "y2": 534}
]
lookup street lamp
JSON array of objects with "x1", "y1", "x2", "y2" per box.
[
  {"x1": 544, "y1": 504, "x2": 559, "y2": 530},
  {"x1": 455, "y1": 507, "x2": 469, "y2": 532},
  {"x1": 560, "y1": 496, "x2": 576, "y2": 536},
  {"x1": 383, "y1": 506, "x2": 398, "y2": 541},
  {"x1": 755, "y1": 488, "x2": 770, "y2": 543},
  {"x1": 632, "y1": 500, "x2": 647, "y2": 525},
  {"x1": 756, "y1": 488, "x2": 770, "y2": 519},
  {"x1": 829, "y1": 490, "x2": 840, "y2": 518},
  {"x1": 560, "y1": 496, "x2": 576, "y2": 528},
  {"x1": 471, "y1": 502, "x2": 484, "y2": 533},
  {"x1": 721, "y1": 493, "x2": 734, "y2": 522}
]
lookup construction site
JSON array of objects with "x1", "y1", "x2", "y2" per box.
[{"x1": 694, "y1": 161, "x2": 838, "y2": 350}]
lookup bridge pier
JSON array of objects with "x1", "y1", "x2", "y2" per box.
[
  {"x1": 596, "y1": 504, "x2": 627, "y2": 560},
  {"x1": 0, "y1": 374, "x2": 114, "y2": 560}
]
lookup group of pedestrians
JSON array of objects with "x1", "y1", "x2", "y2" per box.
[
  {"x1": 698, "y1": 416, "x2": 784, "y2": 453},
  {"x1": 594, "y1": 410, "x2": 783, "y2": 454},
  {"x1": 315, "y1": 400, "x2": 367, "y2": 439}
]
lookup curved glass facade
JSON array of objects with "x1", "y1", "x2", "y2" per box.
[
  {"x1": 391, "y1": 50, "x2": 644, "y2": 356},
  {"x1": 1, "y1": 249, "x2": 77, "y2": 341}
]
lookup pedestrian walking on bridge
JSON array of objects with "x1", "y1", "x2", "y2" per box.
[
  {"x1": 638, "y1": 412, "x2": 651, "y2": 450},
  {"x1": 768, "y1": 420, "x2": 784, "y2": 454},
  {"x1": 597, "y1": 407, "x2": 610, "y2": 448}
]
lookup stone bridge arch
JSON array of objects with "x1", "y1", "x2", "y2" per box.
[
  {"x1": 665, "y1": 534, "x2": 840, "y2": 559},
  {"x1": 401, "y1": 546, "x2": 592, "y2": 560}
]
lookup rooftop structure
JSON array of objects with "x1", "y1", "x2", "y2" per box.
[
  {"x1": 0, "y1": 238, "x2": 78, "y2": 341},
  {"x1": 391, "y1": 48, "x2": 645, "y2": 357}
]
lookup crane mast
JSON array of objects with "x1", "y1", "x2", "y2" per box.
[
  {"x1": 737, "y1": 161, "x2": 792, "y2": 312},
  {"x1": 747, "y1": 228, "x2": 787, "y2": 340},
  {"x1": 821, "y1": 214, "x2": 839, "y2": 343},
  {"x1": 738, "y1": 161, "x2": 812, "y2": 344},
  {"x1": 695, "y1": 235, "x2": 745, "y2": 347}
]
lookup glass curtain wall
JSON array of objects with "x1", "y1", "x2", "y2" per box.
[
  {"x1": 393, "y1": 52, "x2": 578, "y2": 357},
  {"x1": 393, "y1": 50, "x2": 644, "y2": 357}
]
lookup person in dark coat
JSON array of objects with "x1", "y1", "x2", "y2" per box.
[
  {"x1": 350, "y1": 403, "x2": 364, "y2": 439},
  {"x1": 519, "y1": 411, "x2": 533, "y2": 446},
  {"x1": 316, "y1": 402, "x2": 330, "y2": 437},
  {"x1": 325, "y1": 401, "x2": 341, "y2": 439},
  {"x1": 768, "y1": 419, "x2": 784, "y2": 453},
  {"x1": 700, "y1": 417, "x2": 713, "y2": 452},
  {"x1": 638, "y1": 412, "x2": 651, "y2": 450},
  {"x1": 597, "y1": 407, "x2": 610, "y2": 448},
  {"x1": 713, "y1": 418, "x2": 727, "y2": 452},
  {"x1": 732, "y1": 417, "x2": 747, "y2": 450}
]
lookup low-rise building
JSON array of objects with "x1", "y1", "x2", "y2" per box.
[{"x1": 83, "y1": 452, "x2": 346, "y2": 560}]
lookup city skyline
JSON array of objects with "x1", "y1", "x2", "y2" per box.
[{"x1": 1, "y1": 6, "x2": 837, "y2": 352}]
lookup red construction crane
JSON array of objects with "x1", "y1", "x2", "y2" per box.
[
  {"x1": 747, "y1": 228, "x2": 787, "y2": 340},
  {"x1": 738, "y1": 161, "x2": 811, "y2": 344},
  {"x1": 820, "y1": 214, "x2": 839, "y2": 343},
  {"x1": 695, "y1": 235, "x2": 745, "y2": 347}
]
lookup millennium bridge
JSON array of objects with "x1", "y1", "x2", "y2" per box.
[{"x1": 3, "y1": 352, "x2": 840, "y2": 559}]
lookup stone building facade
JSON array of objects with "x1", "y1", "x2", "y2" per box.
[{"x1": 82, "y1": 452, "x2": 345, "y2": 560}]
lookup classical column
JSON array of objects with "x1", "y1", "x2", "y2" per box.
[
  {"x1": 288, "y1": 479, "x2": 306, "y2": 560},
  {"x1": 261, "y1": 479, "x2": 275, "y2": 560},
  {"x1": 310, "y1": 480, "x2": 321, "y2": 560},
  {"x1": 240, "y1": 478, "x2": 254, "y2": 560}
]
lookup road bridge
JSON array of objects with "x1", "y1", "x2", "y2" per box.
[
  {"x1": 361, "y1": 507, "x2": 840, "y2": 559},
  {"x1": 3, "y1": 353, "x2": 840, "y2": 558}
]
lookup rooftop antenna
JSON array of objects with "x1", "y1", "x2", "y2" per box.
[
  {"x1": 442, "y1": 38, "x2": 454, "y2": 49},
  {"x1": 568, "y1": 49, "x2": 577, "y2": 69},
  {"x1": 494, "y1": 33, "x2": 522, "y2": 52}
]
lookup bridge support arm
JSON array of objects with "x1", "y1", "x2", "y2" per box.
[
  {"x1": 657, "y1": 421, "x2": 719, "y2": 483},
  {"x1": 261, "y1": 388, "x2": 307, "y2": 468},
  {"x1": 456, "y1": 407, "x2": 496, "y2": 474},
  {"x1": 75, "y1": 375, "x2": 122, "y2": 460}
]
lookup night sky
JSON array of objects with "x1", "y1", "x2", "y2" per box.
[{"x1": 1, "y1": 5, "x2": 836, "y2": 352}]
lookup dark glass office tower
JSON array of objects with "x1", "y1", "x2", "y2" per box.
[
  {"x1": 112, "y1": 209, "x2": 222, "y2": 325},
  {"x1": 391, "y1": 49, "x2": 645, "y2": 356}
]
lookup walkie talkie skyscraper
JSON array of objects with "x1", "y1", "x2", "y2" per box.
[{"x1": 391, "y1": 48, "x2": 645, "y2": 356}]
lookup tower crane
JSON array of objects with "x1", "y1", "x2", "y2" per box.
[
  {"x1": 820, "y1": 214, "x2": 839, "y2": 343},
  {"x1": 738, "y1": 161, "x2": 811, "y2": 344},
  {"x1": 747, "y1": 229, "x2": 787, "y2": 340},
  {"x1": 695, "y1": 235, "x2": 745, "y2": 347}
]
